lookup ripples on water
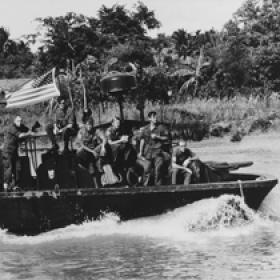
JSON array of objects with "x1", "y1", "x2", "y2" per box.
[{"x1": 1, "y1": 133, "x2": 280, "y2": 279}]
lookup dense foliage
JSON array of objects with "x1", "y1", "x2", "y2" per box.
[
  {"x1": 2, "y1": 0, "x2": 280, "y2": 115},
  {"x1": 0, "y1": 27, "x2": 34, "y2": 78}
]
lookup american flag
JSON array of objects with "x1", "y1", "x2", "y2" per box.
[{"x1": 6, "y1": 68, "x2": 60, "y2": 108}]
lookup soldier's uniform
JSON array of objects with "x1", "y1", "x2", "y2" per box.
[
  {"x1": 46, "y1": 107, "x2": 78, "y2": 151},
  {"x1": 106, "y1": 124, "x2": 136, "y2": 177},
  {"x1": 171, "y1": 146, "x2": 194, "y2": 185},
  {"x1": 75, "y1": 125, "x2": 103, "y2": 187},
  {"x1": 138, "y1": 123, "x2": 171, "y2": 186},
  {"x1": 75, "y1": 125, "x2": 99, "y2": 168},
  {"x1": 3, "y1": 123, "x2": 28, "y2": 186}
]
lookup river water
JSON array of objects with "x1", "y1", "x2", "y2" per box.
[{"x1": 0, "y1": 133, "x2": 280, "y2": 280}]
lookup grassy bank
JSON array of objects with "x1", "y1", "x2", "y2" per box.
[
  {"x1": 159, "y1": 95, "x2": 280, "y2": 137},
  {"x1": 1, "y1": 95, "x2": 280, "y2": 142},
  {"x1": 95, "y1": 94, "x2": 280, "y2": 140}
]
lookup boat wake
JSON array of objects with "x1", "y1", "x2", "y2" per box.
[
  {"x1": 186, "y1": 196, "x2": 254, "y2": 232},
  {"x1": 0, "y1": 195, "x2": 274, "y2": 245}
]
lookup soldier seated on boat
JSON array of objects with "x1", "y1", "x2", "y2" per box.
[
  {"x1": 46, "y1": 97, "x2": 79, "y2": 152},
  {"x1": 75, "y1": 118, "x2": 102, "y2": 187},
  {"x1": 171, "y1": 138, "x2": 198, "y2": 185},
  {"x1": 95, "y1": 132, "x2": 123, "y2": 186},
  {"x1": 138, "y1": 111, "x2": 171, "y2": 186},
  {"x1": 106, "y1": 116, "x2": 137, "y2": 183},
  {"x1": 2, "y1": 116, "x2": 33, "y2": 190},
  {"x1": 81, "y1": 130, "x2": 121, "y2": 187}
]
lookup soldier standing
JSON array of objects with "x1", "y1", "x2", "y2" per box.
[
  {"x1": 138, "y1": 111, "x2": 171, "y2": 186},
  {"x1": 3, "y1": 116, "x2": 32, "y2": 190}
]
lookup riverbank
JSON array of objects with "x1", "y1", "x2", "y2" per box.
[
  {"x1": 1, "y1": 95, "x2": 280, "y2": 142},
  {"x1": 94, "y1": 95, "x2": 280, "y2": 141},
  {"x1": 150, "y1": 95, "x2": 280, "y2": 141}
]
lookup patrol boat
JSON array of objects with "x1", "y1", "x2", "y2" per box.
[
  {"x1": 0, "y1": 71, "x2": 277, "y2": 235},
  {"x1": 0, "y1": 145, "x2": 277, "y2": 235}
]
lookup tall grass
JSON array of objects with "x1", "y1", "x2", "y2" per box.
[
  {"x1": 1, "y1": 94, "x2": 280, "y2": 140},
  {"x1": 157, "y1": 95, "x2": 280, "y2": 124},
  {"x1": 95, "y1": 94, "x2": 280, "y2": 123}
]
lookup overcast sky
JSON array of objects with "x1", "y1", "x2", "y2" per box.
[{"x1": 2, "y1": 0, "x2": 245, "y2": 39}]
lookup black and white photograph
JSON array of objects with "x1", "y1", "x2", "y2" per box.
[{"x1": 0, "y1": 0, "x2": 279, "y2": 279}]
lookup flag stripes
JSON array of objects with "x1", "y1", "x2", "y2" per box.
[{"x1": 6, "y1": 68, "x2": 60, "y2": 108}]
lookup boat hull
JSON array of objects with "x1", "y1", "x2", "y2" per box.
[{"x1": 0, "y1": 173, "x2": 277, "y2": 235}]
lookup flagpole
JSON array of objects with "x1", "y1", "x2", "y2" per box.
[
  {"x1": 80, "y1": 68, "x2": 87, "y2": 111},
  {"x1": 52, "y1": 67, "x2": 59, "y2": 95},
  {"x1": 50, "y1": 67, "x2": 59, "y2": 117},
  {"x1": 66, "y1": 64, "x2": 74, "y2": 110}
]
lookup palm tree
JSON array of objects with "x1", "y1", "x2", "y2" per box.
[
  {"x1": 172, "y1": 29, "x2": 190, "y2": 59},
  {"x1": 177, "y1": 46, "x2": 205, "y2": 96},
  {"x1": 172, "y1": 31, "x2": 216, "y2": 97}
]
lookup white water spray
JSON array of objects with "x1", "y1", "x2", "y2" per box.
[{"x1": 0, "y1": 195, "x2": 274, "y2": 245}]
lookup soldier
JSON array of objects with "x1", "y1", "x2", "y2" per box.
[
  {"x1": 171, "y1": 138, "x2": 197, "y2": 185},
  {"x1": 138, "y1": 111, "x2": 171, "y2": 186},
  {"x1": 106, "y1": 116, "x2": 136, "y2": 181},
  {"x1": 3, "y1": 116, "x2": 32, "y2": 190},
  {"x1": 46, "y1": 97, "x2": 79, "y2": 152},
  {"x1": 75, "y1": 118, "x2": 97, "y2": 164},
  {"x1": 75, "y1": 118, "x2": 101, "y2": 187}
]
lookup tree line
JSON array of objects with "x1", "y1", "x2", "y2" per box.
[{"x1": 1, "y1": 0, "x2": 280, "y2": 115}]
